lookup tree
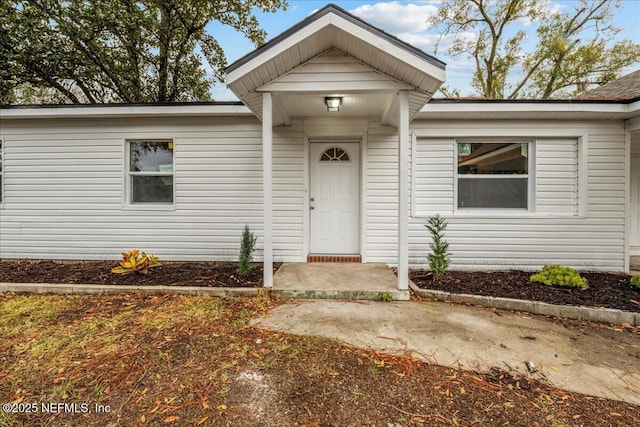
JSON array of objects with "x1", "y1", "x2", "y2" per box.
[
  {"x1": 427, "y1": 0, "x2": 640, "y2": 99},
  {"x1": 0, "y1": 0, "x2": 287, "y2": 104}
]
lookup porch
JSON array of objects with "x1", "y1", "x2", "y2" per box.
[
  {"x1": 273, "y1": 262, "x2": 410, "y2": 301},
  {"x1": 224, "y1": 5, "x2": 446, "y2": 290}
]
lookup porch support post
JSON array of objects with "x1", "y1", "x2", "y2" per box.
[
  {"x1": 397, "y1": 91, "x2": 409, "y2": 290},
  {"x1": 262, "y1": 92, "x2": 273, "y2": 287}
]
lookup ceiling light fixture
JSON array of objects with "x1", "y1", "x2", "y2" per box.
[{"x1": 325, "y1": 97, "x2": 342, "y2": 112}]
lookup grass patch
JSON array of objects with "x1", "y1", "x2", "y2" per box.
[{"x1": 0, "y1": 296, "x2": 74, "y2": 337}]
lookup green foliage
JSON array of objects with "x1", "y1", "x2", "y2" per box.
[
  {"x1": 630, "y1": 275, "x2": 640, "y2": 289},
  {"x1": 427, "y1": 0, "x2": 639, "y2": 99},
  {"x1": 1, "y1": 0, "x2": 287, "y2": 104},
  {"x1": 425, "y1": 214, "x2": 451, "y2": 278},
  {"x1": 237, "y1": 224, "x2": 258, "y2": 276},
  {"x1": 111, "y1": 249, "x2": 161, "y2": 275},
  {"x1": 530, "y1": 265, "x2": 588, "y2": 289},
  {"x1": 378, "y1": 292, "x2": 393, "y2": 302}
]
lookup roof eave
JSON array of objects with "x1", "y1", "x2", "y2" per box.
[
  {"x1": 0, "y1": 103, "x2": 253, "y2": 120},
  {"x1": 417, "y1": 100, "x2": 636, "y2": 120}
]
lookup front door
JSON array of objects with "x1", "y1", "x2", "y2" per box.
[{"x1": 309, "y1": 142, "x2": 360, "y2": 254}]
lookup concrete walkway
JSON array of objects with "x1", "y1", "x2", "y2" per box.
[
  {"x1": 251, "y1": 299, "x2": 640, "y2": 405},
  {"x1": 273, "y1": 263, "x2": 409, "y2": 300}
]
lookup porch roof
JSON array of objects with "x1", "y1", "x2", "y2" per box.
[{"x1": 224, "y1": 4, "x2": 446, "y2": 127}]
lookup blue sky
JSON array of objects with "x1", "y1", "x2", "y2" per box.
[{"x1": 208, "y1": 0, "x2": 640, "y2": 100}]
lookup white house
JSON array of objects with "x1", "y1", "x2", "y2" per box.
[{"x1": 1, "y1": 4, "x2": 639, "y2": 290}]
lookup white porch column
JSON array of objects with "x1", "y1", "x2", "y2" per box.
[
  {"x1": 398, "y1": 91, "x2": 409, "y2": 290},
  {"x1": 262, "y1": 92, "x2": 273, "y2": 287}
]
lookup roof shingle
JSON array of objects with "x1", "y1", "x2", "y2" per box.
[{"x1": 574, "y1": 69, "x2": 640, "y2": 101}]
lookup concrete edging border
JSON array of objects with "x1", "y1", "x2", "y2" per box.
[
  {"x1": 0, "y1": 282, "x2": 259, "y2": 297},
  {"x1": 0, "y1": 282, "x2": 410, "y2": 301},
  {"x1": 409, "y1": 282, "x2": 640, "y2": 326}
]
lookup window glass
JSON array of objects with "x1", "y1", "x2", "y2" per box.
[
  {"x1": 457, "y1": 141, "x2": 530, "y2": 210},
  {"x1": 458, "y1": 177, "x2": 528, "y2": 209},
  {"x1": 130, "y1": 141, "x2": 173, "y2": 172},
  {"x1": 128, "y1": 141, "x2": 173, "y2": 204},
  {"x1": 458, "y1": 142, "x2": 528, "y2": 175},
  {"x1": 131, "y1": 176, "x2": 173, "y2": 203},
  {"x1": 320, "y1": 147, "x2": 350, "y2": 162}
]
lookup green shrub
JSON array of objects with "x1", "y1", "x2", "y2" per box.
[
  {"x1": 425, "y1": 214, "x2": 451, "y2": 278},
  {"x1": 530, "y1": 265, "x2": 588, "y2": 289},
  {"x1": 237, "y1": 224, "x2": 257, "y2": 276},
  {"x1": 631, "y1": 275, "x2": 640, "y2": 289},
  {"x1": 378, "y1": 292, "x2": 393, "y2": 302}
]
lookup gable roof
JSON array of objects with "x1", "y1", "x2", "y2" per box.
[
  {"x1": 224, "y1": 3, "x2": 446, "y2": 126},
  {"x1": 226, "y1": 4, "x2": 445, "y2": 75},
  {"x1": 574, "y1": 69, "x2": 640, "y2": 102}
]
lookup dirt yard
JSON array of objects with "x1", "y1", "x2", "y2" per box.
[{"x1": 1, "y1": 293, "x2": 638, "y2": 426}]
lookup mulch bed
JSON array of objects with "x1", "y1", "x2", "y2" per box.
[
  {"x1": 411, "y1": 270, "x2": 640, "y2": 313},
  {"x1": 0, "y1": 260, "x2": 274, "y2": 288},
  {"x1": 3, "y1": 260, "x2": 640, "y2": 313}
]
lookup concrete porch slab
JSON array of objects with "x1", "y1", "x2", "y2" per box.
[{"x1": 273, "y1": 262, "x2": 409, "y2": 301}]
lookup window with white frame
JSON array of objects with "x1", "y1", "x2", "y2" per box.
[
  {"x1": 128, "y1": 140, "x2": 174, "y2": 204},
  {"x1": 457, "y1": 141, "x2": 531, "y2": 209}
]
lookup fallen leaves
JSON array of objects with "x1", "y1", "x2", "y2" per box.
[{"x1": 2, "y1": 293, "x2": 638, "y2": 427}]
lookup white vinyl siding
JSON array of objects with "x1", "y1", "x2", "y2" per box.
[
  {"x1": 407, "y1": 120, "x2": 625, "y2": 272},
  {"x1": 535, "y1": 138, "x2": 578, "y2": 215},
  {"x1": 0, "y1": 117, "x2": 304, "y2": 262},
  {"x1": 412, "y1": 137, "x2": 455, "y2": 215},
  {"x1": 364, "y1": 121, "x2": 399, "y2": 264},
  {"x1": 259, "y1": 49, "x2": 413, "y2": 93},
  {"x1": 0, "y1": 139, "x2": 3, "y2": 204},
  {"x1": 0, "y1": 115, "x2": 627, "y2": 273}
]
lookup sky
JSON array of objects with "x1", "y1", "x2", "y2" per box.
[{"x1": 208, "y1": 0, "x2": 640, "y2": 100}]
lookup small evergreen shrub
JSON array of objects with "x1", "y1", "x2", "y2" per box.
[
  {"x1": 530, "y1": 265, "x2": 588, "y2": 289},
  {"x1": 425, "y1": 214, "x2": 451, "y2": 278},
  {"x1": 237, "y1": 224, "x2": 257, "y2": 276},
  {"x1": 631, "y1": 274, "x2": 640, "y2": 289}
]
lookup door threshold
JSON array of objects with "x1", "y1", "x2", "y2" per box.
[{"x1": 307, "y1": 254, "x2": 361, "y2": 263}]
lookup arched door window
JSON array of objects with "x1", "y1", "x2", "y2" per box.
[{"x1": 320, "y1": 147, "x2": 350, "y2": 162}]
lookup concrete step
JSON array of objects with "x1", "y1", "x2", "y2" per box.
[{"x1": 273, "y1": 289, "x2": 410, "y2": 301}]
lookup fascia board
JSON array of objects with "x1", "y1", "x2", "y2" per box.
[
  {"x1": 419, "y1": 102, "x2": 629, "y2": 116},
  {"x1": 0, "y1": 104, "x2": 253, "y2": 120},
  {"x1": 327, "y1": 14, "x2": 446, "y2": 83},
  {"x1": 226, "y1": 15, "x2": 332, "y2": 85},
  {"x1": 629, "y1": 99, "x2": 640, "y2": 116}
]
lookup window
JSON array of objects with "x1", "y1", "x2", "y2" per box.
[
  {"x1": 128, "y1": 140, "x2": 174, "y2": 204},
  {"x1": 320, "y1": 147, "x2": 350, "y2": 162},
  {"x1": 457, "y1": 141, "x2": 530, "y2": 209}
]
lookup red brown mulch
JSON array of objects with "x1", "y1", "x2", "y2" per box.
[
  {"x1": 0, "y1": 260, "x2": 275, "y2": 288},
  {"x1": 410, "y1": 270, "x2": 640, "y2": 313}
]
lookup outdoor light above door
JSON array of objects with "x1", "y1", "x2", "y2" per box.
[{"x1": 325, "y1": 97, "x2": 342, "y2": 112}]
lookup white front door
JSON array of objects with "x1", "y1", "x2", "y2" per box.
[
  {"x1": 309, "y1": 142, "x2": 360, "y2": 254},
  {"x1": 630, "y1": 156, "x2": 640, "y2": 251}
]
